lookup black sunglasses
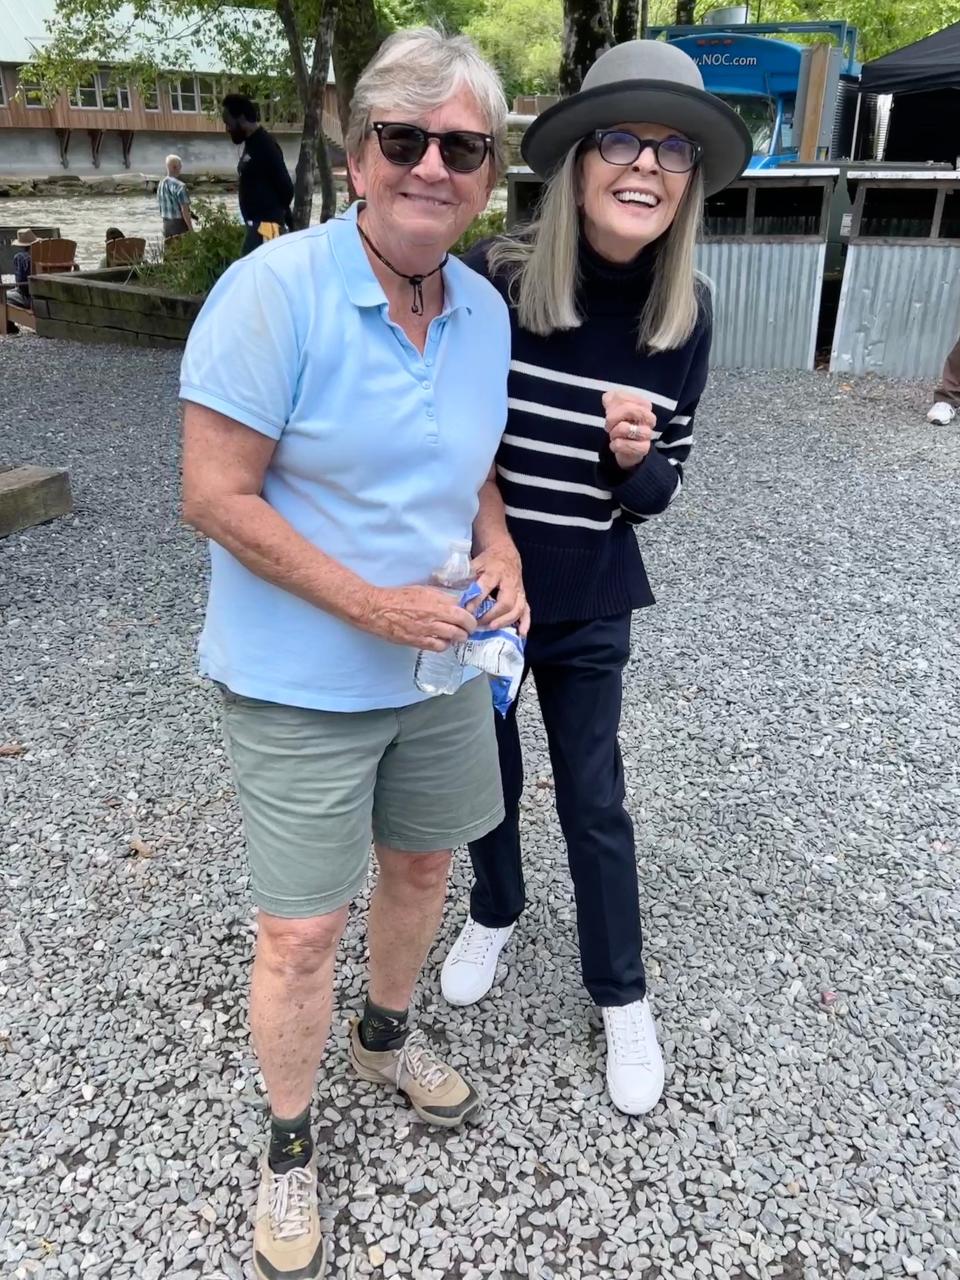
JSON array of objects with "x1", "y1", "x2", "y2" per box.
[
  {"x1": 370, "y1": 121, "x2": 494, "y2": 174},
  {"x1": 590, "y1": 130, "x2": 702, "y2": 174}
]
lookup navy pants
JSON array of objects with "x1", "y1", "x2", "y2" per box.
[{"x1": 468, "y1": 613, "x2": 646, "y2": 1007}]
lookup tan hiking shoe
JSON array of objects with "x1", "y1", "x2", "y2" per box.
[
  {"x1": 348, "y1": 1019, "x2": 481, "y2": 1127},
  {"x1": 253, "y1": 1152, "x2": 326, "y2": 1280}
]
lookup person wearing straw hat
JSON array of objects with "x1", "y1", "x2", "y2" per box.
[
  {"x1": 8, "y1": 229, "x2": 44, "y2": 309},
  {"x1": 441, "y1": 40, "x2": 750, "y2": 1116}
]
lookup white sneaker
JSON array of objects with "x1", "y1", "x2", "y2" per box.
[
  {"x1": 927, "y1": 401, "x2": 956, "y2": 425},
  {"x1": 441, "y1": 918, "x2": 515, "y2": 1006},
  {"x1": 602, "y1": 998, "x2": 665, "y2": 1115}
]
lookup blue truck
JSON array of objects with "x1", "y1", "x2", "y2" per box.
[{"x1": 651, "y1": 21, "x2": 862, "y2": 167}]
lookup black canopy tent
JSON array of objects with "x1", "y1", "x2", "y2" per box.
[
  {"x1": 860, "y1": 22, "x2": 960, "y2": 163},
  {"x1": 861, "y1": 21, "x2": 960, "y2": 94}
]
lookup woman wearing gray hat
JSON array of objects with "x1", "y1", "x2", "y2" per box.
[{"x1": 441, "y1": 40, "x2": 750, "y2": 1115}]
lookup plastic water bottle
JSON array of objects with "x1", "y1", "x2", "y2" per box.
[{"x1": 414, "y1": 539, "x2": 474, "y2": 696}]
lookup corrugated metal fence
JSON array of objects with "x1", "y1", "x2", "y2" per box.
[
  {"x1": 831, "y1": 244, "x2": 960, "y2": 378},
  {"x1": 697, "y1": 241, "x2": 827, "y2": 371}
]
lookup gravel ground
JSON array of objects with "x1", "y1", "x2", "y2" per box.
[{"x1": 2, "y1": 335, "x2": 959, "y2": 1280}]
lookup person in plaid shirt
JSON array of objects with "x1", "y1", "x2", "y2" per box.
[{"x1": 157, "y1": 155, "x2": 194, "y2": 241}]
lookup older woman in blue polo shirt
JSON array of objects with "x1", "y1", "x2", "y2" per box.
[{"x1": 180, "y1": 29, "x2": 525, "y2": 1280}]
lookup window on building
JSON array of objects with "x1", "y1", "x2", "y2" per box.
[
  {"x1": 68, "y1": 71, "x2": 130, "y2": 110},
  {"x1": 170, "y1": 76, "x2": 198, "y2": 113},
  {"x1": 196, "y1": 76, "x2": 217, "y2": 115},
  {"x1": 70, "y1": 75, "x2": 99, "y2": 109},
  {"x1": 18, "y1": 74, "x2": 45, "y2": 108},
  {"x1": 98, "y1": 72, "x2": 130, "y2": 110},
  {"x1": 0, "y1": 70, "x2": 7, "y2": 108},
  {"x1": 143, "y1": 80, "x2": 160, "y2": 111}
]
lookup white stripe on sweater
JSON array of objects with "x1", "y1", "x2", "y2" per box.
[
  {"x1": 502, "y1": 433, "x2": 598, "y2": 462},
  {"x1": 505, "y1": 504, "x2": 622, "y2": 531},
  {"x1": 669, "y1": 414, "x2": 692, "y2": 426},
  {"x1": 497, "y1": 465, "x2": 611, "y2": 501},
  {"x1": 508, "y1": 397, "x2": 605, "y2": 429},
  {"x1": 657, "y1": 434, "x2": 693, "y2": 449},
  {"x1": 510, "y1": 360, "x2": 679, "y2": 411}
]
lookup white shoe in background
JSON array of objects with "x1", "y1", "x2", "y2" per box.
[{"x1": 927, "y1": 401, "x2": 956, "y2": 425}]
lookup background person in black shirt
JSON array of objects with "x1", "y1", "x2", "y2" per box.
[{"x1": 222, "y1": 94, "x2": 295, "y2": 255}]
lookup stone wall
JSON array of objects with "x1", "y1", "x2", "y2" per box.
[{"x1": 30, "y1": 269, "x2": 201, "y2": 348}]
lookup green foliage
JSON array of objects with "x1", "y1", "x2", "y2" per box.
[
  {"x1": 466, "y1": 0, "x2": 563, "y2": 98},
  {"x1": 377, "y1": 0, "x2": 485, "y2": 32},
  {"x1": 452, "y1": 208, "x2": 506, "y2": 256},
  {"x1": 676, "y1": 0, "x2": 960, "y2": 60},
  {"x1": 754, "y1": 0, "x2": 960, "y2": 60},
  {"x1": 138, "y1": 200, "x2": 245, "y2": 296}
]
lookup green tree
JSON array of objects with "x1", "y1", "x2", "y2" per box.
[
  {"x1": 466, "y1": 0, "x2": 564, "y2": 99},
  {"x1": 23, "y1": 0, "x2": 340, "y2": 227}
]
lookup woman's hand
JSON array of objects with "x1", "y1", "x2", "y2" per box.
[
  {"x1": 360, "y1": 585, "x2": 478, "y2": 650},
  {"x1": 602, "y1": 390, "x2": 657, "y2": 469},
  {"x1": 471, "y1": 544, "x2": 531, "y2": 637}
]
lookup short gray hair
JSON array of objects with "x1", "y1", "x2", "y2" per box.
[
  {"x1": 346, "y1": 27, "x2": 508, "y2": 178},
  {"x1": 165, "y1": 154, "x2": 182, "y2": 174}
]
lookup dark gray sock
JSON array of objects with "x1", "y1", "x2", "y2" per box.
[
  {"x1": 268, "y1": 1105, "x2": 313, "y2": 1174},
  {"x1": 358, "y1": 996, "x2": 409, "y2": 1051}
]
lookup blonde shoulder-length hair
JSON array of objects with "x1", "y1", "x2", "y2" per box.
[{"x1": 488, "y1": 144, "x2": 705, "y2": 352}]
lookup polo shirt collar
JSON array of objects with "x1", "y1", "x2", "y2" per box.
[{"x1": 330, "y1": 201, "x2": 471, "y2": 316}]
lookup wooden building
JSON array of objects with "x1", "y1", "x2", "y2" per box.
[{"x1": 0, "y1": 0, "x2": 339, "y2": 177}]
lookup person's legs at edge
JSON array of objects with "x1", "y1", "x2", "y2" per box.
[
  {"x1": 533, "y1": 614, "x2": 664, "y2": 1115},
  {"x1": 928, "y1": 335, "x2": 960, "y2": 423},
  {"x1": 441, "y1": 663, "x2": 531, "y2": 1005}
]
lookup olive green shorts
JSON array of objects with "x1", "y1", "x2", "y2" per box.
[{"x1": 219, "y1": 675, "x2": 504, "y2": 918}]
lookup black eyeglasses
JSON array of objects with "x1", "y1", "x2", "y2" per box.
[
  {"x1": 370, "y1": 121, "x2": 494, "y2": 174},
  {"x1": 590, "y1": 130, "x2": 702, "y2": 173}
]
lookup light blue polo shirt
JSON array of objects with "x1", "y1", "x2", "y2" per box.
[{"x1": 179, "y1": 203, "x2": 510, "y2": 711}]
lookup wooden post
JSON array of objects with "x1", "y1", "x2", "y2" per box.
[
  {"x1": 798, "y1": 44, "x2": 832, "y2": 164},
  {"x1": 0, "y1": 467, "x2": 73, "y2": 538}
]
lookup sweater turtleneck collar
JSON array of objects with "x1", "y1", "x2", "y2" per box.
[{"x1": 576, "y1": 228, "x2": 661, "y2": 315}]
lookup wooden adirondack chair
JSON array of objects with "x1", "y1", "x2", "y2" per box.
[
  {"x1": 1, "y1": 238, "x2": 78, "y2": 334},
  {"x1": 106, "y1": 237, "x2": 146, "y2": 267}
]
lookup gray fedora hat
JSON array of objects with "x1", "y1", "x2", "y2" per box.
[{"x1": 522, "y1": 40, "x2": 753, "y2": 196}]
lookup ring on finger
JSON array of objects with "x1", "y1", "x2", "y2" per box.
[{"x1": 628, "y1": 423, "x2": 639, "y2": 441}]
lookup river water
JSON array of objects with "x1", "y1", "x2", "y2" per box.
[
  {"x1": 2, "y1": 192, "x2": 277, "y2": 271},
  {"x1": 1, "y1": 187, "x2": 508, "y2": 274}
]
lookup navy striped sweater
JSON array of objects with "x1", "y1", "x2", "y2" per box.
[{"x1": 464, "y1": 237, "x2": 712, "y2": 624}]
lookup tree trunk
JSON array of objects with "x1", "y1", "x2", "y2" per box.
[
  {"x1": 333, "y1": 0, "x2": 383, "y2": 197},
  {"x1": 613, "y1": 0, "x2": 639, "y2": 43},
  {"x1": 315, "y1": 124, "x2": 336, "y2": 222},
  {"x1": 675, "y1": 0, "x2": 696, "y2": 24},
  {"x1": 639, "y1": 0, "x2": 649, "y2": 37},
  {"x1": 560, "y1": 0, "x2": 613, "y2": 96},
  {"x1": 276, "y1": 0, "x2": 338, "y2": 229}
]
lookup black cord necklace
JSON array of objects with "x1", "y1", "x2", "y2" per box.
[{"x1": 357, "y1": 221, "x2": 447, "y2": 316}]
